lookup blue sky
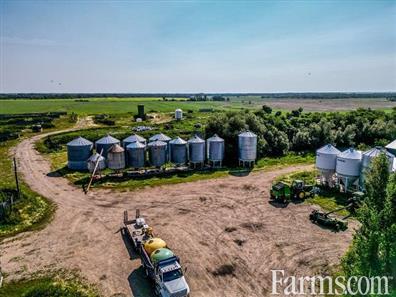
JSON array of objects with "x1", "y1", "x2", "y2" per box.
[{"x1": 1, "y1": 0, "x2": 395, "y2": 93}]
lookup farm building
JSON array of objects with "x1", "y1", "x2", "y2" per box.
[{"x1": 66, "y1": 137, "x2": 93, "y2": 170}]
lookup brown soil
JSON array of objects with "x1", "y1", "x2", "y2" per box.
[{"x1": 0, "y1": 126, "x2": 356, "y2": 297}]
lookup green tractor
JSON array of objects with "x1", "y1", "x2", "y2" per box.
[{"x1": 270, "y1": 179, "x2": 316, "y2": 203}]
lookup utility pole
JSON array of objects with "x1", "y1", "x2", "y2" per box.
[{"x1": 13, "y1": 157, "x2": 20, "y2": 207}]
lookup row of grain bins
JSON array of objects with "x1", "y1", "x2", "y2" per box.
[
  {"x1": 67, "y1": 131, "x2": 259, "y2": 172},
  {"x1": 316, "y1": 140, "x2": 396, "y2": 192}
]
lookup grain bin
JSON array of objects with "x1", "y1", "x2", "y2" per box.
[
  {"x1": 238, "y1": 131, "x2": 257, "y2": 167},
  {"x1": 149, "y1": 133, "x2": 171, "y2": 160},
  {"x1": 207, "y1": 134, "x2": 224, "y2": 167},
  {"x1": 87, "y1": 153, "x2": 106, "y2": 173},
  {"x1": 188, "y1": 135, "x2": 205, "y2": 167},
  {"x1": 122, "y1": 134, "x2": 146, "y2": 148},
  {"x1": 315, "y1": 144, "x2": 341, "y2": 187},
  {"x1": 95, "y1": 134, "x2": 120, "y2": 158},
  {"x1": 336, "y1": 148, "x2": 362, "y2": 192},
  {"x1": 362, "y1": 147, "x2": 394, "y2": 173},
  {"x1": 175, "y1": 109, "x2": 183, "y2": 121},
  {"x1": 107, "y1": 144, "x2": 126, "y2": 170},
  {"x1": 66, "y1": 137, "x2": 93, "y2": 170},
  {"x1": 385, "y1": 139, "x2": 396, "y2": 156},
  {"x1": 169, "y1": 137, "x2": 187, "y2": 165},
  {"x1": 148, "y1": 140, "x2": 167, "y2": 167},
  {"x1": 126, "y1": 141, "x2": 146, "y2": 169}
]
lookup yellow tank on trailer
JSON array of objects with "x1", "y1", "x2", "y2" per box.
[{"x1": 143, "y1": 237, "x2": 167, "y2": 255}]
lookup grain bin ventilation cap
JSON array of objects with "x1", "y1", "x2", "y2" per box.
[
  {"x1": 127, "y1": 141, "x2": 146, "y2": 149},
  {"x1": 149, "y1": 133, "x2": 171, "y2": 142},
  {"x1": 316, "y1": 144, "x2": 341, "y2": 155},
  {"x1": 96, "y1": 134, "x2": 120, "y2": 144},
  {"x1": 123, "y1": 134, "x2": 146, "y2": 143},
  {"x1": 188, "y1": 135, "x2": 205, "y2": 143},
  {"x1": 169, "y1": 137, "x2": 187, "y2": 144},
  {"x1": 67, "y1": 137, "x2": 93, "y2": 146},
  {"x1": 148, "y1": 140, "x2": 167, "y2": 147}
]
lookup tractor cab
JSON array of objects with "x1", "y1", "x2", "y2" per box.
[{"x1": 291, "y1": 180, "x2": 304, "y2": 190}]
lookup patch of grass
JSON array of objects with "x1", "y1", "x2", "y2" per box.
[
  {"x1": 0, "y1": 272, "x2": 99, "y2": 297},
  {"x1": 275, "y1": 170, "x2": 351, "y2": 217},
  {"x1": 44, "y1": 149, "x2": 314, "y2": 191},
  {"x1": 0, "y1": 117, "x2": 74, "y2": 240}
]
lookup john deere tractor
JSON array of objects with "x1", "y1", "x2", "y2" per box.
[{"x1": 270, "y1": 180, "x2": 316, "y2": 203}]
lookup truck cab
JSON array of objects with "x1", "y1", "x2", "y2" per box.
[{"x1": 154, "y1": 258, "x2": 190, "y2": 297}]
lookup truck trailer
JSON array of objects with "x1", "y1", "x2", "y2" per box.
[{"x1": 123, "y1": 210, "x2": 190, "y2": 297}]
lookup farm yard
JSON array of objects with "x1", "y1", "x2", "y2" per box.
[{"x1": 0, "y1": 96, "x2": 395, "y2": 297}]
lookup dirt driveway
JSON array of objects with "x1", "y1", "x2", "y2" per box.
[{"x1": 1, "y1": 129, "x2": 355, "y2": 297}]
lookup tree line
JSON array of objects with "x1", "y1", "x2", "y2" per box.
[{"x1": 205, "y1": 107, "x2": 396, "y2": 163}]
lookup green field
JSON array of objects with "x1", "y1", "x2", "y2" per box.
[
  {"x1": 0, "y1": 98, "x2": 249, "y2": 115},
  {"x1": 1, "y1": 97, "x2": 394, "y2": 115}
]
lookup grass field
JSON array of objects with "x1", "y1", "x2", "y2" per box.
[
  {"x1": 0, "y1": 272, "x2": 99, "y2": 297},
  {"x1": 1, "y1": 97, "x2": 394, "y2": 115},
  {"x1": 0, "y1": 98, "x2": 248, "y2": 115}
]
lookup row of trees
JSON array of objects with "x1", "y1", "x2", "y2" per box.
[
  {"x1": 205, "y1": 107, "x2": 396, "y2": 163},
  {"x1": 342, "y1": 155, "x2": 395, "y2": 295}
]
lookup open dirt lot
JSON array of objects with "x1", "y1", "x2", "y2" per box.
[
  {"x1": 259, "y1": 98, "x2": 395, "y2": 112},
  {"x1": 1, "y1": 129, "x2": 356, "y2": 297}
]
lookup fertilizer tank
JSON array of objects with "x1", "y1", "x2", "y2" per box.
[
  {"x1": 150, "y1": 248, "x2": 174, "y2": 263},
  {"x1": 169, "y1": 137, "x2": 187, "y2": 165},
  {"x1": 66, "y1": 137, "x2": 93, "y2": 170},
  {"x1": 144, "y1": 238, "x2": 167, "y2": 255}
]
